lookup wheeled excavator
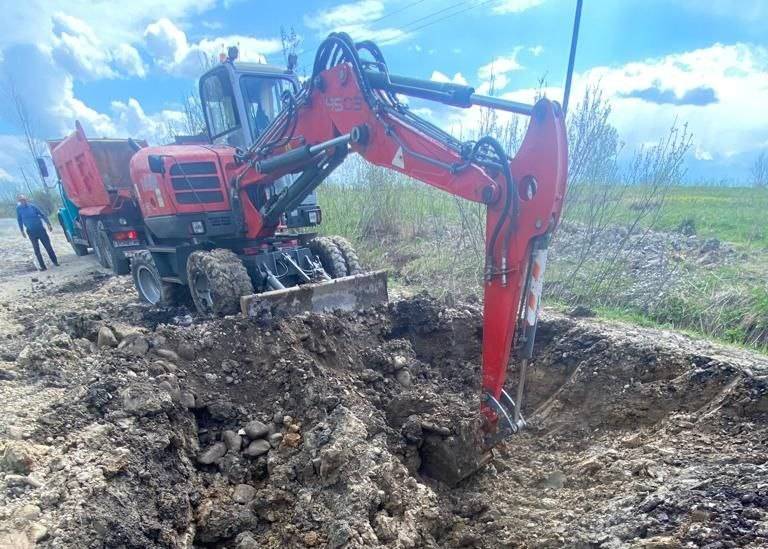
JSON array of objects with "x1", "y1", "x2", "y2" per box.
[{"x1": 127, "y1": 2, "x2": 583, "y2": 482}]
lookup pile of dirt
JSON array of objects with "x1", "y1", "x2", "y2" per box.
[
  {"x1": 550, "y1": 223, "x2": 743, "y2": 310},
  {"x1": 1, "y1": 277, "x2": 767, "y2": 547}
]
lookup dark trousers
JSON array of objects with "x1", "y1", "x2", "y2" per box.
[{"x1": 28, "y1": 227, "x2": 58, "y2": 269}]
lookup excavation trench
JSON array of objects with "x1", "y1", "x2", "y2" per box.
[{"x1": 9, "y1": 294, "x2": 768, "y2": 548}]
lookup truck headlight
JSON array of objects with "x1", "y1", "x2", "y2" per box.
[
  {"x1": 190, "y1": 221, "x2": 205, "y2": 234},
  {"x1": 308, "y1": 210, "x2": 319, "y2": 224},
  {"x1": 118, "y1": 217, "x2": 128, "y2": 225}
]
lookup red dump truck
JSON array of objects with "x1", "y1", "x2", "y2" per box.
[{"x1": 47, "y1": 122, "x2": 146, "y2": 274}]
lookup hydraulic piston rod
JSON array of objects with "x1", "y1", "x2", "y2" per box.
[{"x1": 363, "y1": 70, "x2": 534, "y2": 116}]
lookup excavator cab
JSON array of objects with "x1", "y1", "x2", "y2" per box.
[{"x1": 198, "y1": 54, "x2": 320, "y2": 229}]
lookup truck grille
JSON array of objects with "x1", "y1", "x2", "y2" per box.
[{"x1": 170, "y1": 162, "x2": 224, "y2": 204}]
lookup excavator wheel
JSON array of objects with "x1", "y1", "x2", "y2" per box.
[
  {"x1": 131, "y1": 250, "x2": 188, "y2": 307},
  {"x1": 330, "y1": 236, "x2": 364, "y2": 275},
  {"x1": 308, "y1": 237, "x2": 348, "y2": 279},
  {"x1": 187, "y1": 249, "x2": 254, "y2": 316}
]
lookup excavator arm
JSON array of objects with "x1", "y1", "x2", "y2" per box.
[{"x1": 235, "y1": 33, "x2": 570, "y2": 445}]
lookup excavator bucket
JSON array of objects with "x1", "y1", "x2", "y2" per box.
[{"x1": 241, "y1": 270, "x2": 388, "y2": 319}]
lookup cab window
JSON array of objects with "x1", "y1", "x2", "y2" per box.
[
  {"x1": 201, "y1": 70, "x2": 239, "y2": 138},
  {"x1": 240, "y1": 76, "x2": 295, "y2": 142}
]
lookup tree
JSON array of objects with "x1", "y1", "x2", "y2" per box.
[
  {"x1": 752, "y1": 151, "x2": 768, "y2": 188},
  {"x1": 0, "y1": 77, "x2": 52, "y2": 198}
]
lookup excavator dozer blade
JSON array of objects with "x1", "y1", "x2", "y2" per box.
[{"x1": 241, "y1": 270, "x2": 388, "y2": 319}]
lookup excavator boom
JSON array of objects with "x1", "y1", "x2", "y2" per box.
[{"x1": 233, "y1": 33, "x2": 569, "y2": 448}]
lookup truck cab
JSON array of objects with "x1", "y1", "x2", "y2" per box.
[{"x1": 198, "y1": 56, "x2": 320, "y2": 229}]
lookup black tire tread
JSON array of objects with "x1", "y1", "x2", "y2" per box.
[
  {"x1": 329, "y1": 235, "x2": 364, "y2": 275},
  {"x1": 85, "y1": 218, "x2": 109, "y2": 268},
  {"x1": 187, "y1": 249, "x2": 253, "y2": 316},
  {"x1": 308, "y1": 237, "x2": 348, "y2": 279}
]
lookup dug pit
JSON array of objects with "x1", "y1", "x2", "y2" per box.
[{"x1": 2, "y1": 292, "x2": 767, "y2": 548}]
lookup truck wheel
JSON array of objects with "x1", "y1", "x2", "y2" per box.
[
  {"x1": 100, "y1": 230, "x2": 130, "y2": 275},
  {"x1": 308, "y1": 237, "x2": 348, "y2": 279},
  {"x1": 85, "y1": 218, "x2": 110, "y2": 269},
  {"x1": 330, "y1": 236, "x2": 364, "y2": 275},
  {"x1": 95, "y1": 229, "x2": 130, "y2": 275},
  {"x1": 60, "y1": 215, "x2": 88, "y2": 256},
  {"x1": 187, "y1": 249, "x2": 254, "y2": 316},
  {"x1": 131, "y1": 250, "x2": 186, "y2": 306}
]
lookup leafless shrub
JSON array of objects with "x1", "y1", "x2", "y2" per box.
[{"x1": 752, "y1": 151, "x2": 768, "y2": 188}]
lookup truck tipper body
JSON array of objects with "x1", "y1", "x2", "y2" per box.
[{"x1": 48, "y1": 122, "x2": 146, "y2": 274}]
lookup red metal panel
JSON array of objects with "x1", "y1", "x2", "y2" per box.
[{"x1": 48, "y1": 121, "x2": 147, "y2": 212}]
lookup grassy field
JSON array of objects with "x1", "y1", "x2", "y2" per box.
[
  {"x1": 600, "y1": 186, "x2": 767, "y2": 249},
  {"x1": 318, "y1": 176, "x2": 768, "y2": 351}
]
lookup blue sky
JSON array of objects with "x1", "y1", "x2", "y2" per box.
[{"x1": 1, "y1": 0, "x2": 767, "y2": 188}]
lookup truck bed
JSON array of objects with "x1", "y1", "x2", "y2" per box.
[{"x1": 48, "y1": 122, "x2": 147, "y2": 215}]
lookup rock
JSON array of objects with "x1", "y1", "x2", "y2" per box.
[
  {"x1": 28, "y1": 523, "x2": 49, "y2": 543},
  {"x1": 0, "y1": 531, "x2": 32, "y2": 549},
  {"x1": 5, "y1": 474, "x2": 39, "y2": 487},
  {"x1": 121, "y1": 384, "x2": 172, "y2": 416},
  {"x1": 244, "y1": 420, "x2": 270, "y2": 439},
  {"x1": 635, "y1": 537, "x2": 678, "y2": 549},
  {"x1": 281, "y1": 433, "x2": 302, "y2": 448},
  {"x1": 235, "y1": 531, "x2": 259, "y2": 549},
  {"x1": 7, "y1": 425, "x2": 24, "y2": 440},
  {"x1": 154, "y1": 348, "x2": 180, "y2": 363},
  {"x1": 568, "y1": 305, "x2": 596, "y2": 318},
  {"x1": 177, "y1": 342, "x2": 196, "y2": 360},
  {"x1": 268, "y1": 433, "x2": 283, "y2": 448},
  {"x1": 243, "y1": 440, "x2": 271, "y2": 457},
  {"x1": 180, "y1": 391, "x2": 196, "y2": 409},
  {"x1": 118, "y1": 334, "x2": 150, "y2": 356},
  {"x1": 15, "y1": 504, "x2": 41, "y2": 520},
  {"x1": 2, "y1": 442, "x2": 33, "y2": 474},
  {"x1": 97, "y1": 326, "x2": 118, "y2": 348},
  {"x1": 395, "y1": 368, "x2": 412, "y2": 387},
  {"x1": 542, "y1": 470, "x2": 566, "y2": 490},
  {"x1": 223, "y1": 430, "x2": 243, "y2": 452},
  {"x1": 303, "y1": 531, "x2": 320, "y2": 546},
  {"x1": 198, "y1": 442, "x2": 227, "y2": 465},
  {"x1": 232, "y1": 483, "x2": 256, "y2": 504}
]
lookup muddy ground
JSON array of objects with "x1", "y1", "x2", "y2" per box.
[{"x1": 0, "y1": 220, "x2": 767, "y2": 548}]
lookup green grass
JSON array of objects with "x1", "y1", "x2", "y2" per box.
[
  {"x1": 317, "y1": 178, "x2": 768, "y2": 352},
  {"x1": 566, "y1": 185, "x2": 768, "y2": 249}
]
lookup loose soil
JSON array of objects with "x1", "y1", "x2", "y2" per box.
[{"x1": 0, "y1": 220, "x2": 767, "y2": 548}]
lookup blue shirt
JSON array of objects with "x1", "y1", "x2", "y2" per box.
[{"x1": 16, "y1": 203, "x2": 47, "y2": 233}]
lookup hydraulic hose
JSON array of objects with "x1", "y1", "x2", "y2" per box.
[{"x1": 470, "y1": 136, "x2": 517, "y2": 280}]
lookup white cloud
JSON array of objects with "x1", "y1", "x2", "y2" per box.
[
  {"x1": 431, "y1": 71, "x2": 468, "y2": 86},
  {"x1": 143, "y1": 18, "x2": 282, "y2": 77},
  {"x1": 304, "y1": 0, "x2": 410, "y2": 45},
  {"x1": 0, "y1": 167, "x2": 13, "y2": 182},
  {"x1": 478, "y1": 50, "x2": 523, "y2": 81},
  {"x1": 111, "y1": 98, "x2": 184, "y2": 142},
  {"x1": 529, "y1": 45, "x2": 543, "y2": 57},
  {"x1": 573, "y1": 43, "x2": 768, "y2": 159},
  {"x1": 51, "y1": 13, "x2": 116, "y2": 79},
  {"x1": 493, "y1": 0, "x2": 544, "y2": 14},
  {"x1": 112, "y1": 43, "x2": 146, "y2": 78}
]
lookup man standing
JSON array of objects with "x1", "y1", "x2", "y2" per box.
[{"x1": 16, "y1": 194, "x2": 59, "y2": 270}]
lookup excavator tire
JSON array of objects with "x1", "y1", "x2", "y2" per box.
[
  {"x1": 330, "y1": 236, "x2": 364, "y2": 275},
  {"x1": 131, "y1": 250, "x2": 187, "y2": 307},
  {"x1": 308, "y1": 237, "x2": 348, "y2": 279},
  {"x1": 187, "y1": 249, "x2": 254, "y2": 316}
]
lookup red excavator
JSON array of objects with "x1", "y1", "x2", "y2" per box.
[{"x1": 128, "y1": 3, "x2": 582, "y2": 471}]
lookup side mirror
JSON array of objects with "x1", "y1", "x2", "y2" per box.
[
  {"x1": 148, "y1": 155, "x2": 165, "y2": 174},
  {"x1": 36, "y1": 157, "x2": 49, "y2": 179}
]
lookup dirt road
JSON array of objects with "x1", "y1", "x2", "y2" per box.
[{"x1": 0, "y1": 224, "x2": 766, "y2": 548}]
